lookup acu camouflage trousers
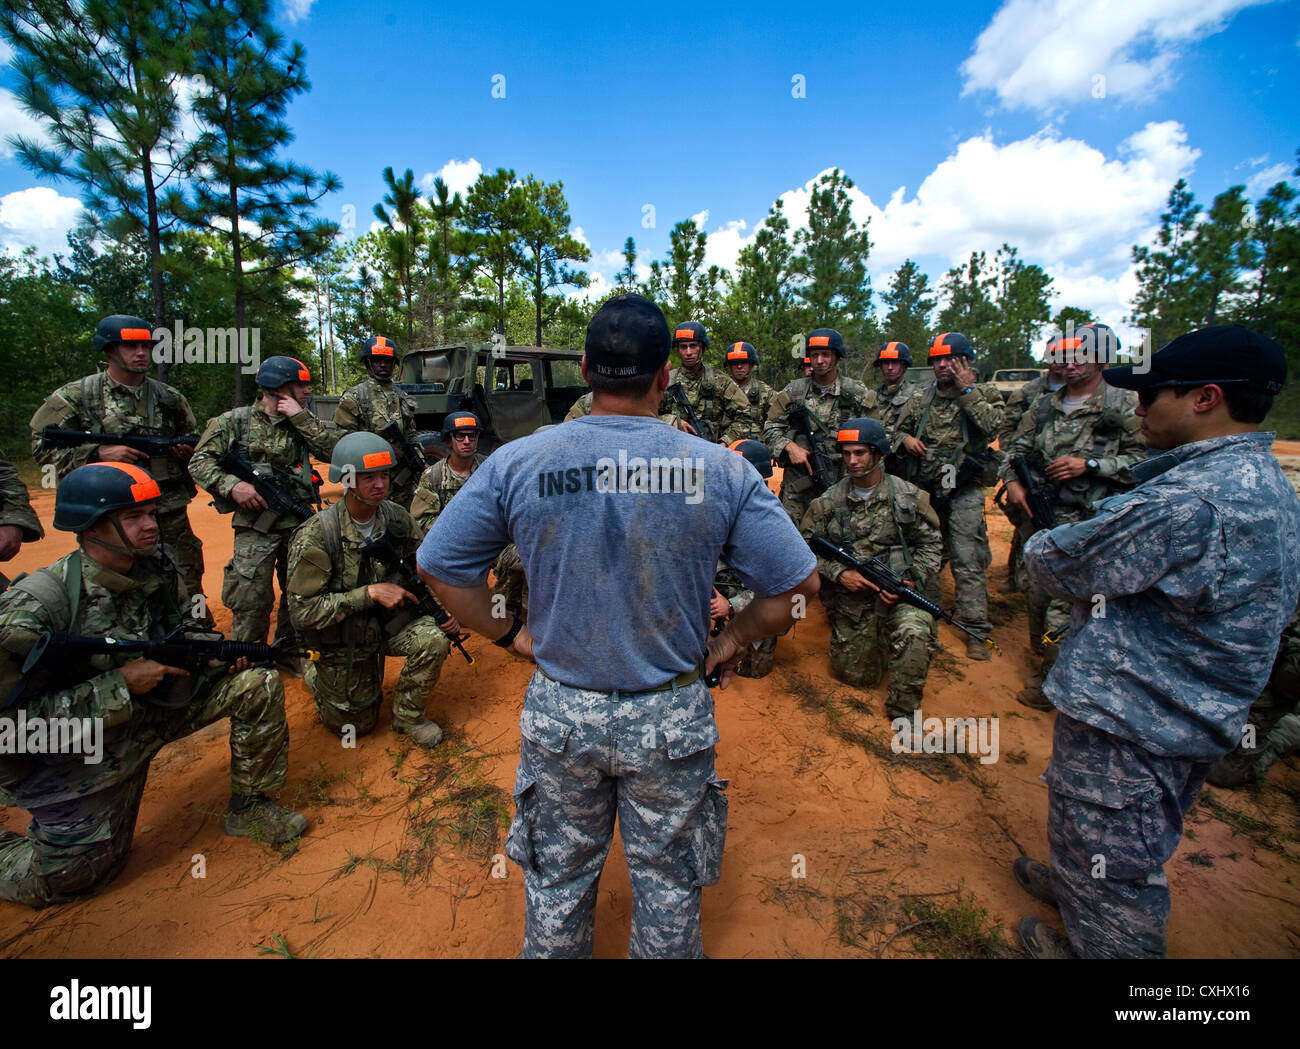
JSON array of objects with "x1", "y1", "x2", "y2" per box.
[
  {"x1": 0, "y1": 666, "x2": 288, "y2": 908},
  {"x1": 506, "y1": 670, "x2": 729, "y2": 958},
  {"x1": 1045, "y1": 713, "x2": 1212, "y2": 958}
]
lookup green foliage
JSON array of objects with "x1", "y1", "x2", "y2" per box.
[{"x1": 881, "y1": 259, "x2": 935, "y2": 352}]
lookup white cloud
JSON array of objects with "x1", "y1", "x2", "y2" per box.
[
  {"x1": 420, "y1": 158, "x2": 482, "y2": 200},
  {"x1": 962, "y1": 0, "x2": 1277, "y2": 110},
  {"x1": 0, "y1": 87, "x2": 50, "y2": 159},
  {"x1": 0, "y1": 186, "x2": 84, "y2": 257},
  {"x1": 281, "y1": 0, "x2": 316, "y2": 23},
  {"x1": 1244, "y1": 161, "x2": 1292, "y2": 197}
]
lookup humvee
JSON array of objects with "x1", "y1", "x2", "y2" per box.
[
  {"x1": 313, "y1": 342, "x2": 587, "y2": 458},
  {"x1": 991, "y1": 367, "x2": 1046, "y2": 400}
]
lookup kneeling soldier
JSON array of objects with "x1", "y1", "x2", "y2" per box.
[
  {"x1": 287, "y1": 432, "x2": 452, "y2": 747},
  {"x1": 0, "y1": 463, "x2": 304, "y2": 908},
  {"x1": 801, "y1": 419, "x2": 943, "y2": 719}
]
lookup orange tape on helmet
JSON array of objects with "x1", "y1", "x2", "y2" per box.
[
  {"x1": 102, "y1": 461, "x2": 162, "y2": 502},
  {"x1": 362, "y1": 451, "x2": 392, "y2": 469},
  {"x1": 119, "y1": 327, "x2": 153, "y2": 341}
]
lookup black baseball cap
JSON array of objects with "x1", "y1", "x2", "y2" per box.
[
  {"x1": 584, "y1": 294, "x2": 671, "y2": 378},
  {"x1": 1103, "y1": 325, "x2": 1286, "y2": 395}
]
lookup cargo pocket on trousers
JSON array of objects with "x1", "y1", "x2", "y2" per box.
[
  {"x1": 519, "y1": 709, "x2": 572, "y2": 755},
  {"x1": 505, "y1": 772, "x2": 538, "y2": 874},
  {"x1": 691, "y1": 778, "x2": 730, "y2": 888},
  {"x1": 663, "y1": 714, "x2": 720, "y2": 760},
  {"x1": 1045, "y1": 764, "x2": 1166, "y2": 882},
  {"x1": 221, "y1": 558, "x2": 260, "y2": 612}
]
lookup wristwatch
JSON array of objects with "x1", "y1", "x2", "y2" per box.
[{"x1": 1085, "y1": 458, "x2": 1099, "y2": 473}]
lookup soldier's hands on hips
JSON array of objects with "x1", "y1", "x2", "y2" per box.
[
  {"x1": 1045, "y1": 456, "x2": 1088, "y2": 481},
  {"x1": 1004, "y1": 479, "x2": 1030, "y2": 516},
  {"x1": 901, "y1": 435, "x2": 928, "y2": 457},
  {"x1": 121, "y1": 657, "x2": 189, "y2": 694},
  {"x1": 96, "y1": 444, "x2": 148, "y2": 464},
  {"x1": 0, "y1": 524, "x2": 22, "y2": 561},
  {"x1": 231, "y1": 481, "x2": 268, "y2": 511},
  {"x1": 367, "y1": 582, "x2": 416, "y2": 609},
  {"x1": 508, "y1": 623, "x2": 535, "y2": 662},
  {"x1": 705, "y1": 628, "x2": 743, "y2": 690}
]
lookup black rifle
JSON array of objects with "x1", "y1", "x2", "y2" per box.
[
  {"x1": 809, "y1": 534, "x2": 998, "y2": 653},
  {"x1": 217, "y1": 448, "x2": 316, "y2": 523},
  {"x1": 377, "y1": 421, "x2": 427, "y2": 478},
  {"x1": 786, "y1": 404, "x2": 834, "y2": 495},
  {"x1": 359, "y1": 531, "x2": 474, "y2": 665},
  {"x1": 665, "y1": 382, "x2": 716, "y2": 443},
  {"x1": 16, "y1": 626, "x2": 318, "y2": 708},
  {"x1": 924, "y1": 447, "x2": 995, "y2": 519},
  {"x1": 1011, "y1": 456, "x2": 1056, "y2": 533},
  {"x1": 41, "y1": 425, "x2": 198, "y2": 458}
]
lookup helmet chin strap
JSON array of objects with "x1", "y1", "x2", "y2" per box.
[{"x1": 83, "y1": 516, "x2": 157, "y2": 560}]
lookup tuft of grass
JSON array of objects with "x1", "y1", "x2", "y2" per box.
[
  {"x1": 256, "y1": 932, "x2": 315, "y2": 959},
  {"x1": 292, "y1": 761, "x2": 346, "y2": 809},
  {"x1": 903, "y1": 892, "x2": 1011, "y2": 959}
]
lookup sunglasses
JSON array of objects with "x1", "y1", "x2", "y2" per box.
[{"x1": 1136, "y1": 379, "x2": 1251, "y2": 408}]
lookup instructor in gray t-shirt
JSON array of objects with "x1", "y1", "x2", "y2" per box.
[{"x1": 418, "y1": 294, "x2": 819, "y2": 958}]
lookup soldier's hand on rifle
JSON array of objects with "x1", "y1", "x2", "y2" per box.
[
  {"x1": 784, "y1": 441, "x2": 812, "y2": 471},
  {"x1": 839, "y1": 569, "x2": 874, "y2": 594},
  {"x1": 121, "y1": 657, "x2": 189, "y2": 694},
  {"x1": 170, "y1": 444, "x2": 195, "y2": 463},
  {"x1": 900, "y1": 435, "x2": 928, "y2": 457},
  {"x1": 209, "y1": 656, "x2": 251, "y2": 673},
  {"x1": 95, "y1": 444, "x2": 148, "y2": 464},
  {"x1": 0, "y1": 525, "x2": 21, "y2": 561},
  {"x1": 673, "y1": 418, "x2": 699, "y2": 436},
  {"x1": 710, "y1": 590, "x2": 731, "y2": 620},
  {"x1": 367, "y1": 582, "x2": 416, "y2": 609},
  {"x1": 231, "y1": 481, "x2": 268, "y2": 511},
  {"x1": 1004, "y1": 479, "x2": 1031, "y2": 517},
  {"x1": 440, "y1": 613, "x2": 462, "y2": 636},
  {"x1": 1045, "y1": 456, "x2": 1088, "y2": 482},
  {"x1": 878, "y1": 579, "x2": 914, "y2": 608}
]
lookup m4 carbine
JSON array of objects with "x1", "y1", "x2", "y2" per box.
[
  {"x1": 359, "y1": 531, "x2": 474, "y2": 665},
  {"x1": 1010, "y1": 456, "x2": 1056, "y2": 534},
  {"x1": 40, "y1": 425, "x2": 198, "y2": 458},
  {"x1": 665, "y1": 382, "x2": 716, "y2": 443},
  {"x1": 809, "y1": 534, "x2": 998, "y2": 653},
  {"x1": 786, "y1": 405, "x2": 834, "y2": 495},
  {"x1": 216, "y1": 448, "x2": 316, "y2": 523},
  {"x1": 377, "y1": 421, "x2": 427, "y2": 478}
]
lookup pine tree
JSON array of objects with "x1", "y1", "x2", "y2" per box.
[
  {"x1": 880, "y1": 259, "x2": 935, "y2": 354},
  {"x1": 460, "y1": 168, "x2": 526, "y2": 335},
  {"x1": 516, "y1": 176, "x2": 589, "y2": 346},
  {"x1": 3, "y1": 0, "x2": 193, "y2": 375},
  {"x1": 1130, "y1": 178, "x2": 1201, "y2": 346},
  {"x1": 372, "y1": 167, "x2": 423, "y2": 351},
  {"x1": 172, "y1": 0, "x2": 339, "y2": 403},
  {"x1": 792, "y1": 169, "x2": 873, "y2": 332}
]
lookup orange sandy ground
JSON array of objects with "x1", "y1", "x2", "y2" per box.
[{"x1": 1, "y1": 445, "x2": 1298, "y2": 959}]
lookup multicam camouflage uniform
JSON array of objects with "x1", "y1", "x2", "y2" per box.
[
  {"x1": 713, "y1": 557, "x2": 778, "y2": 678},
  {"x1": 892, "y1": 381, "x2": 1003, "y2": 640},
  {"x1": 410, "y1": 453, "x2": 525, "y2": 616},
  {"x1": 563, "y1": 392, "x2": 592, "y2": 422},
  {"x1": 762, "y1": 376, "x2": 881, "y2": 528},
  {"x1": 734, "y1": 377, "x2": 776, "y2": 435},
  {"x1": 286, "y1": 499, "x2": 449, "y2": 736},
  {"x1": 334, "y1": 377, "x2": 423, "y2": 508},
  {"x1": 801, "y1": 474, "x2": 942, "y2": 715},
  {"x1": 658, "y1": 364, "x2": 755, "y2": 445},
  {"x1": 0, "y1": 451, "x2": 44, "y2": 592},
  {"x1": 1000, "y1": 383, "x2": 1142, "y2": 662},
  {"x1": 874, "y1": 377, "x2": 919, "y2": 478},
  {"x1": 1024, "y1": 431, "x2": 1300, "y2": 957},
  {"x1": 0, "y1": 549, "x2": 289, "y2": 907},
  {"x1": 996, "y1": 375, "x2": 1061, "y2": 594},
  {"x1": 189, "y1": 403, "x2": 338, "y2": 645},
  {"x1": 30, "y1": 371, "x2": 205, "y2": 610}
]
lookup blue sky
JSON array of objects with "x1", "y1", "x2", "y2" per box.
[{"x1": 2, "y1": 0, "x2": 1298, "y2": 349}]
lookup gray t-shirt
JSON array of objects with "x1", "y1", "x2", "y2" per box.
[{"x1": 419, "y1": 414, "x2": 815, "y2": 691}]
